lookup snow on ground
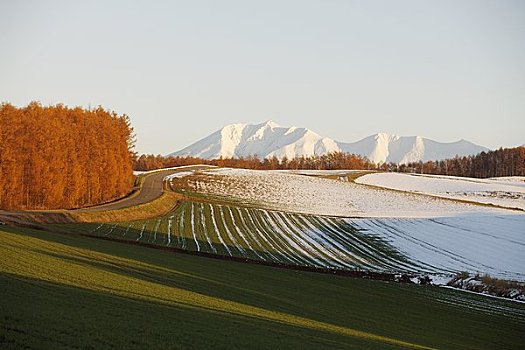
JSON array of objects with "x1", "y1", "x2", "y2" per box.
[
  {"x1": 274, "y1": 169, "x2": 367, "y2": 176},
  {"x1": 488, "y1": 176, "x2": 525, "y2": 184},
  {"x1": 184, "y1": 168, "x2": 525, "y2": 283},
  {"x1": 349, "y1": 215, "x2": 525, "y2": 282},
  {"x1": 189, "y1": 168, "x2": 515, "y2": 218},
  {"x1": 164, "y1": 171, "x2": 195, "y2": 182},
  {"x1": 355, "y1": 173, "x2": 525, "y2": 210},
  {"x1": 133, "y1": 164, "x2": 216, "y2": 176}
]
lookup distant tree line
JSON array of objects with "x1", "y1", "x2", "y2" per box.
[
  {"x1": 0, "y1": 102, "x2": 136, "y2": 210},
  {"x1": 385, "y1": 147, "x2": 525, "y2": 178},
  {"x1": 134, "y1": 152, "x2": 376, "y2": 171},
  {"x1": 135, "y1": 147, "x2": 525, "y2": 178}
]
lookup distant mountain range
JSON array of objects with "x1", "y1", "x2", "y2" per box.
[{"x1": 169, "y1": 121, "x2": 489, "y2": 164}]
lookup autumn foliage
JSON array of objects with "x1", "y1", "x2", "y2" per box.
[
  {"x1": 134, "y1": 152, "x2": 376, "y2": 171},
  {"x1": 0, "y1": 102, "x2": 135, "y2": 210},
  {"x1": 135, "y1": 147, "x2": 525, "y2": 179}
]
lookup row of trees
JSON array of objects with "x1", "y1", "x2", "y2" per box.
[
  {"x1": 135, "y1": 147, "x2": 525, "y2": 178},
  {"x1": 134, "y1": 152, "x2": 376, "y2": 171},
  {"x1": 392, "y1": 147, "x2": 525, "y2": 178},
  {"x1": 0, "y1": 102, "x2": 135, "y2": 209}
]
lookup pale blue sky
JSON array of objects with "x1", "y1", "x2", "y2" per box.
[{"x1": 1, "y1": 0, "x2": 524, "y2": 154}]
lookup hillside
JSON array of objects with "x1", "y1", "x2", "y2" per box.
[
  {"x1": 169, "y1": 121, "x2": 488, "y2": 164},
  {"x1": 355, "y1": 173, "x2": 525, "y2": 210},
  {"x1": 1, "y1": 225, "x2": 524, "y2": 349},
  {"x1": 164, "y1": 168, "x2": 525, "y2": 283},
  {"x1": 2, "y1": 165, "x2": 524, "y2": 349}
]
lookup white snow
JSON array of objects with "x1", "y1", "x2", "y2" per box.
[
  {"x1": 217, "y1": 206, "x2": 245, "y2": 255},
  {"x1": 188, "y1": 168, "x2": 515, "y2": 218},
  {"x1": 209, "y1": 205, "x2": 232, "y2": 256},
  {"x1": 169, "y1": 122, "x2": 487, "y2": 164},
  {"x1": 275, "y1": 169, "x2": 366, "y2": 176},
  {"x1": 355, "y1": 173, "x2": 525, "y2": 210},
  {"x1": 163, "y1": 171, "x2": 195, "y2": 182},
  {"x1": 133, "y1": 164, "x2": 216, "y2": 176},
  {"x1": 152, "y1": 219, "x2": 161, "y2": 242},
  {"x1": 226, "y1": 206, "x2": 265, "y2": 260},
  {"x1": 489, "y1": 176, "x2": 525, "y2": 184},
  {"x1": 198, "y1": 203, "x2": 217, "y2": 253},
  {"x1": 168, "y1": 168, "x2": 525, "y2": 283},
  {"x1": 137, "y1": 223, "x2": 147, "y2": 241},
  {"x1": 349, "y1": 215, "x2": 525, "y2": 281},
  {"x1": 167, "y1": 216, "x2": 173, "y2": 245},
  {"x1": 190, "y1": 203, "x2": 200, "y2": 251},
  {"x1": 179, "y1": 208, "x2": 187, "y2": 250}
]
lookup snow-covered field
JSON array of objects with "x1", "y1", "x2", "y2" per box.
[
  {"x1": 133, "y1": 164, "x2": 216, "y2": 176},
  {"x1": 355, "y1": 173, "x2": 525, "y2": 210},
  {"x1": 350, "y1": 215, "x2": 525, "y2": 282},
  {"x1": 177, "y1": 168, "x2": 525, "y2": 284},
  {"x1": 276, "y1": 169, "x2": 366, "y2": 176},
  {"x1": 89, "y1": 200, "x2": 525, "y2": 283},
  {"x1": 163, "y1": 171, "x2": 195, "y2": 182},
  {"x1": 188, "y1": 168, "x2": 515, "y2": 218}
]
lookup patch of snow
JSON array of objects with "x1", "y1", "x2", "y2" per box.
[
  {"x1": 164, "y1": 171, "x2": 195, "y2": 183},
  {"x1": 167, "y1": 216, "x2": 173, "y2": 245},
  {"x1": 137, "y1": 223, "x2": 147, "y2": 241},
  {"x1": 209, "y1": 205, "x2": 232, "y2": 256},
  {"x1": 133, "y1": 164, "x2": 215, "y2": 176},
  {"x1": 189, "y1": 168, "x2": 515, "y2": 218},
  {"x1": 488, "y1": 176, "x2": 525, "y2": 184},
  {"x1": 226, "y1": 206, "x2": 265, "y2": 260},
  {"x1": 275, "y1": 169, "x2": 366, "y2": 176},
  {"x1": 190, "y1": 203, "x2": 200, "y2": 251},
  {"x1": 178, "y1": 169, "x2": 524, "y2": 283},
  {"x1": 356, "y1": 173, "x2": 525, "y2": 210},
  {"x1": 349, "y1": 215, "x2": 525, "y2": 281}
]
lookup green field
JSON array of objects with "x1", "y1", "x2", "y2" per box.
[
  {"x1": 54, "y1": 201, "x2": 440, "y2": 275},
  {"x1": 1, "y1": 225, "x2": 524, "y2": 349}
]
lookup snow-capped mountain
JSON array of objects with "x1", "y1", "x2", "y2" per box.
[
  {"x1": 169, "y1": 121, "x2": 489, "y2": 164},
  {"x1": 337, "y1": 133, "x2": 489, "y2": 164}
]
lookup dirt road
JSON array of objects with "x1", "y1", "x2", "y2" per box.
[{"x1": 78, "y1": 165, "x2": 213, "y2": 212}]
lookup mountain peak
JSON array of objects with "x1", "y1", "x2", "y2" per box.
[
  {"x1": 169, "y1": 121, "x2": 489, "y2": 164},
  {"x1": 259, "y1": 120, "x2": 280, "y2": 128},
  {"x1": 373, "y1": 132, "x2": 400, "y2": 142}
]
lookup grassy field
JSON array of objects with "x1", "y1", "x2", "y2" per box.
[
  {"x1": 53, "y1": 201, "x2": 432, "y2": 275},
  {"x1": 1, "y1": 225, "x2": 524, "y2": 349}
]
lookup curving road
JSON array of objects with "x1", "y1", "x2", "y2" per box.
[{"x1": 77, "y1": 165, "x2": 213, "y2": 212}]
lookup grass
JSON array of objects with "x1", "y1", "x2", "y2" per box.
[
  {"x1": 1, "y1": 224, "x2": 524, "y2": 349},
  {"x1": 52, "y1": 200, "x2": 429, "y2": 275},
  {"x1": 71, "y1": 192, "x2": 186, "y2": 223},
  {"x1": 3, "y1": 192, "x2": 186, "y2": 226}
]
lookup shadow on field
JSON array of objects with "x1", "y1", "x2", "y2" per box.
[
  {"x1": 1, "y1": 273, "x2": 367, "y2": 350},
  {"x1": 65, "y1": 222, "x2": 409, "y2": 283},
  {"x1": 3, "y1": 226, "x2": 525, "y2": 350}
]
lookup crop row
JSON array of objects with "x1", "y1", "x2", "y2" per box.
[{"x1": 73, "y1": 201, "x2": 442, "y2": 274}]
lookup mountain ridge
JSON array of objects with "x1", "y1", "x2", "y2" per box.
[{"x1": 169, "y1": 121, "x2": 489, "y2": 164}]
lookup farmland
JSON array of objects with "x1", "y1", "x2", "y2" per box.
[
  {"x1": 1, "y1": 225, "x2": 525, "y2": 349},
  {"x1": 2, "y1": 166, "x2": 525, "y2": 349},
  {"x1": 56, "y1": 199, "x2": 525, "y2": 283},
  {"x1": 179, "y1": 168, "x2": 517, "y2": 217},
  {"x1": 151, "y1": 168, "x2": 524, "y2": 282},
  {"x1": 355, "y1": 172, "x2": 525, "y2": 210}
]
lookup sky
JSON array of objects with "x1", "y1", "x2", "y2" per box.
[{"x1": 1, "y1": 0, "x2": 524, "y2": 154}]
